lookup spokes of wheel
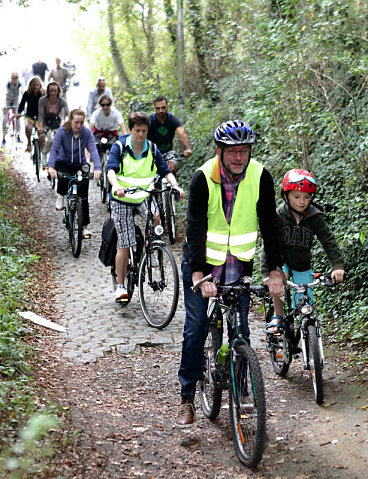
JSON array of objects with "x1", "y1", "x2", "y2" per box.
[
  {"x1": 268, "y1": 332, "x2": 291, "y2": 377},
  {"x1": 166, "y1": 193, "x2": 176, "y2": 244},
  {"x1": 138, "y1": 244, "x2": 179, "y2": 329},
  {"x1": 307, "y1": 324, "x2": 323, "y2": 404},
  {"x1": 229, "y1": 344, "x2": 266, "y2": 468},
  {"x1": 69, "y1": 201, "x2": 83, "y2": 258},
  {"x1": 199, "y1": 323, "x2": 222, "y2": 420}
]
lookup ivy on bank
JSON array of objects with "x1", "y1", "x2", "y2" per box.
[{"x1": 0, "y1": 157, "x2": 58, "y2": 477}]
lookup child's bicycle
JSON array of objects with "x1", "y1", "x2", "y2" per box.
[
  {"x1": 260, "y1": 273, "x2": 336, "y2": 404},
  {"x1": 192, "y1": 275, "x2": 267, "y2": 468},
  {"x1": 57, "y1": 164, "x2": 91, "y2": 258}
]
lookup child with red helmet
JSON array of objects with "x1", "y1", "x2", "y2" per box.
[{"x1": 261, "y1": 168, "x2": 345, "y2": 334}]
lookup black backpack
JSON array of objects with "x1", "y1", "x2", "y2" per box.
[{"x1": 98, "y1": 218, "x2": 117, "y2": 266}]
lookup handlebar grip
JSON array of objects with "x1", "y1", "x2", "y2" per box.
[{"x1": 191, "y1": 274, "x2": 213, "y2": 293}]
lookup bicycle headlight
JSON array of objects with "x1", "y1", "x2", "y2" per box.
[
  {"x1": 301, "y1": 305, "x2": 313, "y2": 315},
  {"x1": 154, "y1": 225, "x2": 164, "y2": 236}
]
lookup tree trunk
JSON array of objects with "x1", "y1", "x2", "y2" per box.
[
  {"x1": 177, "y1": 0, "x2": 185, "y2": 121},
  {"x1": 187, "y1": 0, "x2": 209, "y2": 94},
  {"x1": 107, "y1": 0, "x2": 131, "y2": 92}
]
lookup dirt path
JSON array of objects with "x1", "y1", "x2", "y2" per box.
[{"x1": 9, "y1": 148, "x2": 368, "y2": 478}]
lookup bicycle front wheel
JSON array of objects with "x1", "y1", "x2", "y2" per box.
[
  {"x1": 166, "y1": 194, "x2": 176, "y2": 244},
  {"x1": 307, "y1": 324, "x2": 323, "y2": 404},
  {"x1": 138, "y1": 244, "x2": 179, "y2": 329},
  {"x1": 33, "y1": 140, "x2": 41, "y2": 182},
  {"x1": 69, "y1": 201, "x2": 83, "y2": 258},
  {"x1": 229, "y1": 343, "x2": 266, "y2": 468},
  {"x1": 100, "y1": 153, "x2": 108, "y2": 203},
  {"x1": 199, "y1": 321, "x2": 222, "y2": 420}
]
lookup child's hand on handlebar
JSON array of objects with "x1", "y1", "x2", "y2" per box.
[
  {"x1": 94, "y1": 170, "x2": 101, "y2": 181},
  {"x1": 331, "y1": 269, "x2": 344, "y2": 283}
]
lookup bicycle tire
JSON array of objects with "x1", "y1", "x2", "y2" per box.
[
  {"x1": 138, "y1": 243, "x2": 179, "y2": 329},
  {"x1": 69, "y1": 201, "x2": 83, "y2": 258},
  {"x1": 160, "y1": 190, "x2": 167, "y2": 230},
  {"x1": 10, "y1": 115, "x2": 17, "y2": 150},
  {"x1": 199, "y1": 321, "x2": 222, "y2": 420},
  {"x1": 229, "y1": 343, "x2": 266, "y2": 468},
  {"x1": 166, "y1": 193, "x2": 176, "y2": 244},
  {"x1": 307, "y1": 324, "x2": 323, "y2": 404},
  {"x1": 100, "y1": 152, "x2": 108, "y2": 204},
  {"x1": 33, "y1": 140, "x2": 41, "y2": 182}
]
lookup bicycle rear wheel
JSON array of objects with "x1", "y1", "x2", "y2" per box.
[
  {"x1": 69, "y1": 201, "x2": 83, "y2": 258},
  {"x1": 229, "y1": 343, "x2": 266, "y2": 468},
  {"x1": 166, "y1": 193, "x2": 176, "y2": 244},
  {"x1": 10, "y1": 116, "x2": 17, "y2": 150},
  {"x1": 307, "y1": 324, "x2": 323, "y2": 404},
  {"x1": 138, "y1": 243, "x2": 179, "y2": 329},
  {"x1": 265, "y1": 306, "x2": 291, "y2": 376},
  {"x1": 199, "y1": 321, "x2": 222, "y2": 420},
  {"x1": 33, "y1": 140, "x2": 41, "y2": 182}
]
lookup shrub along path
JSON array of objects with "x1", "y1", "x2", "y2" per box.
[{"x1": 8, "y1": 150, "x2": 368, "y2": 478}]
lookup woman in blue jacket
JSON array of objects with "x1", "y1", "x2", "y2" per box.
[{"x1": 48, "y1": 109, "x2": 101, "y2": 238}]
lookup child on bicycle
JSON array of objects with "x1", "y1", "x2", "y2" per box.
[{"x1": 261, "y1": 168, "x2": 345, "y2": 334}]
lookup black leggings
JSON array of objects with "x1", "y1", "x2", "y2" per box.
[{"x1": 55, "y1": 161, "x2": 90, "y2": 226}]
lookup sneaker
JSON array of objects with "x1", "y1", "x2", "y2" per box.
[
  {"x1": 1, "y1": 139, "x2": 5, "y2": 147},
  {"x1": 55, "y1": 194, "x2": 65, "y2": 211},
  {"x1": 175, "y1": 400, "x2": 196, "y2": 428},
  {"x1": 115, "y1": 285, "x2": 128, "y2": 302},
  {"x1": 26, "y1": 143, "x2": 31, "y2": 153},
  {"x1": 83, "y1": 228, "x2": 92, "y2": 239},
  {"x1": 17, "y1": 137, "x2": 23, "y2": 143}
]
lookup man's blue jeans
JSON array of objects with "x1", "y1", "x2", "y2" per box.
[{"x1": 178, "y1": 254, "x2": 250, "y2": 398}]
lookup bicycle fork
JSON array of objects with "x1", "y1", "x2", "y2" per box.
[{"x1": 300, "y1": 317, "x2": 324, "y2": 370}]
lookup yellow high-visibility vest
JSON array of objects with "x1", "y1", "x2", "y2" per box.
[{"x1": 200, "y1": 156, "x2": 263, "y2": 265}]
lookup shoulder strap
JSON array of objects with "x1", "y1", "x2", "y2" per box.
[
  {"x1": 116, "y1": 139, "x2": 128, "y2": 175},
  {"x1": 147, "y1": 139, "x2": 157, "y2": 171}
]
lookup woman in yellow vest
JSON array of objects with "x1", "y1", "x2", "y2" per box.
[
  {"x1": 176, "y1": 120, "x2": 285, "y2": 428},
  {"x1": 106, "y1": 112, "x2": 184, "y2": 302}
]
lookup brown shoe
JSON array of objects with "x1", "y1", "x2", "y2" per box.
[{"x1": 175, "y1": 400, "x2": 196, "y2": 428}]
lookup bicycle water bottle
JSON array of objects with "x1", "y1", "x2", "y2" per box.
[{"x1": 217, "y1": 343, "x2": 230, "y2": 366}]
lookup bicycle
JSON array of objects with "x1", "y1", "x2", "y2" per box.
[
  {"x1": 57, "y1": 164, "x2": 91, "y2": 258},
  {"x1": 111, "y1": 184, "x2": 179, "y2": 329},
  {"x1": 193, "y1": 274, "x2": 267, "y2": 468},
  {"x1": 30, "y1": 125, "x2": 41, "y2": 182},
  {"x1": 259, "y1": 273, "x2": 335, "y2": 404},
  {"x1": 156, "y1": 151, "x2": 184, "y2": 244},
  {"x1": 96, "y1": 136, "x2": 113, "y2": 205},
  {"x1": 5, "y1": 106, "x2": 18, "y2": 150},
  {"x1": 43, "y1": 127, "x2": 57, "y2": 189}
]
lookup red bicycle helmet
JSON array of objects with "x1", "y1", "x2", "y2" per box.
[{"x1": 281, "y1": 169, "x2": 317, "y2": 200}]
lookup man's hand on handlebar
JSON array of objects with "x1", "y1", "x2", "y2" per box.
[
  {"x1": 172, "y1": 184, "x2": 185, "y2": 200},
  {"x1": 183, "y1": 149, "x2": 192, "y2": 158},
  {"x1": 94, "y1": 170, "x2": 101, "y2": 181},
  {"x1": 192, "y1": 272, "x2": 217, "y2": 298}
]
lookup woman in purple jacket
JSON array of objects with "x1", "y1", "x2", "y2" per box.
[{"x1": 48, "y1": 109, "x2": 101, "y2": 238}]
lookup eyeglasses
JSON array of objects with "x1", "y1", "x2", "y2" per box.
[
  {"x1": 224, "y1": 148, "x2": 250, "y2": 158},
  {"x1": 101, "y1": 103, "x2": 111, "y2": 107}
]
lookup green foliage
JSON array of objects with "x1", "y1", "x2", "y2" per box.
[{"x1": 0, "y1": 158, "x2": 59, "y2": 475}]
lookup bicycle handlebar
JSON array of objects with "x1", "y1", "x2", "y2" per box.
[{"x1": 124, "y1": 184, "x2": 179, "y2": 196}]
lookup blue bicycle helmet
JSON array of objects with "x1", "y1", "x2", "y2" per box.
[{"x1": 214, "y1": 120, "x2": 255, "y2": 147}]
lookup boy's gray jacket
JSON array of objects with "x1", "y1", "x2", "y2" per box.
[{"x1": 260, "y1": 202, "x2": 344, "y2": 278}]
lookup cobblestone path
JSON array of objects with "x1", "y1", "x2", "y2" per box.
[{"x1": 14, "y1": 150, "x2": 265, "y2": 363}]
